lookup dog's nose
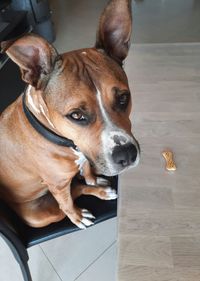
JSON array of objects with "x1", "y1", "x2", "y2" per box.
[{"x1": 111, "y1": 143, "x2": 138, "y2": 168}]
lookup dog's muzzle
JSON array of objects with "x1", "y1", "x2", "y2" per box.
[{"x1": 95, "y1": 129, "x2": 140, "y2": 176}]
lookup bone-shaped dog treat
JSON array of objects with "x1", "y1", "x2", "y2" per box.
[{"x1": 162, "y1": 151, "x2": 177, "y2": 171}]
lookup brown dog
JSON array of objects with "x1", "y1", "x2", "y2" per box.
[{"x1": 0, "y1": 0, "x2": 139, "y2": 229}]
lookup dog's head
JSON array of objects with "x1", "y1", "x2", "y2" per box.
[{"x1": 1, "y1": 0, "x2": 140, "y2": 176}]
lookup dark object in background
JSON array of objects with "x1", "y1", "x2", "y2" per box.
[
  {"x1": 0, "y1": 0, "x2": 55, "y2": 112},
  {"x1": 0, "y1": 5, "x2": 28, "y2": 42},
  {"x1": 0, "y1": 1, "x2": 29, "y2": 112},
  {"x1": 11, "y1": 0, "x2": 55, "y2": 43},
  {"x1": 0, "y1": 0, "x2": 55, "y2": 43},
  {"x1": 0, "y1": 60, "x2": 25, "y2": 113}
]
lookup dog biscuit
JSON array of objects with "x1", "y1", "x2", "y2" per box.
[{"x1": 162, "y1": 151, "x2": 176, "y2": 171}]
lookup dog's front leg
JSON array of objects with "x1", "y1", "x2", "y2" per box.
[{"x1": 48, "y1": 179, "x2": 95, "y2": 229}]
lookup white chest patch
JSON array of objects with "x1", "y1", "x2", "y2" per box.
[{"x1": 72, "y1": 148, "x2": 87, "y2": 172}]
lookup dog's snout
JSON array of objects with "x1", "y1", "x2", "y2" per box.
[{"x1": 111, "y1": 143, "x2": 138, "y2": 168}]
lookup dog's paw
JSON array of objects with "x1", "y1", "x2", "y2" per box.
[
  {"x1": 85, "y1": 176, "x2": 110, "y2": 187},
  {"x1": 96, "y1": 177, "x2": 110, "y2": 186},
  {"x1": 65, "y1": 207, "x2": 95, "y2": 230},
  {"x1": 77, "y1": 209, "x2": 96, "y2": 230},
  {"x1": 93, "y1": 187, "x2": 118, "y2": 201},
  {"x1": 85, "y1": 177, "x2": 96, "y2": 186},
  {"x1": 101, "y1": 187, "x2": 118, "y2": 200}
]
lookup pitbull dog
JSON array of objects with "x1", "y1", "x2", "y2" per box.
[{"x1": 0, "y1": 0, "x2": 139, "y2": 229}]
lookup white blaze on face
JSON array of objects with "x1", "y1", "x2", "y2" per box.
[{"x1": 96, "y1": 87, "x2": 139, "y2": 175}]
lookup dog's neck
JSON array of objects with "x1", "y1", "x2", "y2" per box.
[{"x1": 25, "y1": 85, "x2": 58, "y2": 134}]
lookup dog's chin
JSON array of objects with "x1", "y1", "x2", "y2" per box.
[
  {"x1": 95, "y1": 169, "x2": 119, "y2": 177},
  {"x1": 91, "y1": 163, "x2": 117, "y2": 177},
  {"x1": 94, "y1": 161, "x2": 139, "y2": 177}
]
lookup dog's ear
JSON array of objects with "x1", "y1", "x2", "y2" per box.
[
  {"x1": 95, "y1": 0, "x2": 132, "y2": 65},
  {"x1": 0, "y1": 34, "x2": 60, "y2": 89}
]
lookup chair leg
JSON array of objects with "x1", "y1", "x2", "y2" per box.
[
  {"x1": 0, "y1": 233, "x2": 32, "y2": 281},
  {"x1": 18, "y1": 257, "x2": 32, "y2": 281}
]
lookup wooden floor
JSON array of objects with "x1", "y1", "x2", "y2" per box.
[{"x1": 118, "y1": 43, "x2": 200, "y2": 281}]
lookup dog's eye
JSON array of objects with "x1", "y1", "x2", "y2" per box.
[
  {"x1": 70, "y1": 111, "x2": 86, "y2": 121},
  {"x1": 119, "y1": 93, "x2": 129, "y2": 105},
  {"x1": 112, "y1": 88, "x2": 130, "y2": 112},
  {"x1": 66, "y1": 110, "x2": 91, "y2": 126},
  {"x1": 66, "y1": 108, "x2": 95, "y2": 126},
  {"x1": 116, "y1": 92, "x2": 130, "y2": 111}
]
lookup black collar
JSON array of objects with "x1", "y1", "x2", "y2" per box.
[{"x1": 22, "y1": 91, "x2": 77, "y2": 150}]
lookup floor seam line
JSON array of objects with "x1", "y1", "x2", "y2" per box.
[
  {"x1": 73, "y1": 240, "x2": 117, "y2": 281},
  {"x1": 39, "y1": 245, "x2": 63, "y2": 281}
]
